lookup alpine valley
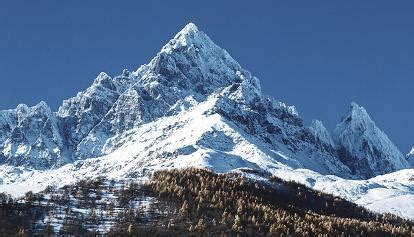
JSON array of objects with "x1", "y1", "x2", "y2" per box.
[{"x1": 0, "y1": 23, "x2": 413, "y2": 235}]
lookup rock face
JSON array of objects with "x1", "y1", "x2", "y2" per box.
[
  {"x1": 0, "y1": 102, "x2": 64, "y2": 169},
  {"x1": 0, "y1": 23, "x2": 408, "y2": 178},
  {"x1": 57, "y1": 71, "x2": 135, "y2": 158},
  {"x1": 57, "y1": 71, "x2": 134, "y2": 147},
  {"x1": 333, "y1": 103, "x2": 409, "y2": 178}
]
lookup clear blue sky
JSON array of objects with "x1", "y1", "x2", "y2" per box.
[{"x1": 1, "y1": 1, "x2": 413, "y2": 152}]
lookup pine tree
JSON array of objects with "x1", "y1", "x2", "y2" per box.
[
  {"x1": 195, "y1": 218, "x2": 206, "y2": 232},
  {"x1": 232, "y1": 214, "x2": 242, "y2": 232},
  {"x1": 179, "y1": 200, "x2": 189, "y2": 217}
]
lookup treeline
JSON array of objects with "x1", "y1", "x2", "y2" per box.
[
  {"x1": 0, "y1": 168, "x2": 412, "y2": 236},
  {"x1": 109, "y1": 168, "x2": 413, "y2": 236}
]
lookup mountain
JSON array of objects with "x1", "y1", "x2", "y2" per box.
[
  {"x1": 333, "y1": 102, "x2": 409, "y2": 178},
  {"x1": 0, "y1": 23, "x2": 353, "y2": 176},
  {"x1": 0, "y1": 23, "x2": 412, "y2": 219}
]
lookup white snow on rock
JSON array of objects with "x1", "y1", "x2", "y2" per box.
[
  {"x1": 333, "y1": 102, "x2": 409, "y2": 178},
  {"x1": 309, "y1": 119, "x2": 335, "y2": 148}
]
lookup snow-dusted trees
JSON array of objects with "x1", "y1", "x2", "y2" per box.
[{"x1": 140, "y1": 168, "x2": 413, "y2": 236}]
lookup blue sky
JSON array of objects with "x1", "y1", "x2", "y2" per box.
[{"x1": 0, "y1": 1, "x2": 413, "y2": 152}]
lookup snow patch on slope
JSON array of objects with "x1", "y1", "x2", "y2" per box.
[{"x1": 272, "y1": 168, "x2": 414, "y2": 220}]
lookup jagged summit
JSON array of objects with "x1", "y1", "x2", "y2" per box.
[
  {"x1": 0, "y1": 101, "x2": 64, "y2": 169},
  {"x1": 162, "y1": 22, "x2": 208, "y2": 52},
  {"x1": 349, "y1": 102, "x2": 370, "y2": 118},
  {"x1": 333, "y1": 102, "x2": 409, "y2": 178},
  {"x1": 181, "y1": 22, "x2": 199, "y2": 33},
  {"x1": 151, "y1": 22, "x2": 242, "y2": 91},
  {"x1": 160, "y1": 22, "x2": 223, "y2": 56},
  {"x1": 340, "y1": 102, "x2": 373, "y2": 129},
  {"x1": 163, "y1": 22, "x2": 201, "y2": 49}
]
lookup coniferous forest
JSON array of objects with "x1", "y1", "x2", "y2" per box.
[{"x1": 0, "y1": 168, "x2": 412, "y2": 236}]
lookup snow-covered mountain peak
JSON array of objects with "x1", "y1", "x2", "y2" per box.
[
  {"x1": 171, "y1": 22, "x2": 199, "y2": 45},
  {"x1": 12, "y1": 101, "x2": 53, "y2": 124},
  {"x1": 0, "y1": 101, "x2": 64, "y2": 169},
  {"x1": 130, "y1": 22, "x2": 252, "y2": 108},
  {"x1": 70, "y1": 23, "x2": 267, "y2": 159},
  {"x1": 93, "y1": 72, "x2": 111, "y2": 84},
  {"x1": 333, "y1": 102, "x2": 409, "y2": 178},
  {"x1": 161, "y1": 22, "x2": 207, "y2": 53},
  {"x1": 181, "y1": 22, "x2": 198, "y2": 33},
  {"x1": 340, "y1": 102, "x2": 373, "y2": 131},
  {"x1": 158, "y1": 23, "x2": 241, "y2": 75},
  {"x1": 349, "y1": 101, "x2": 368, "y2": 115},
  {"x1": 153, "y1": 23, "x2": 242, "y2": 86}
]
